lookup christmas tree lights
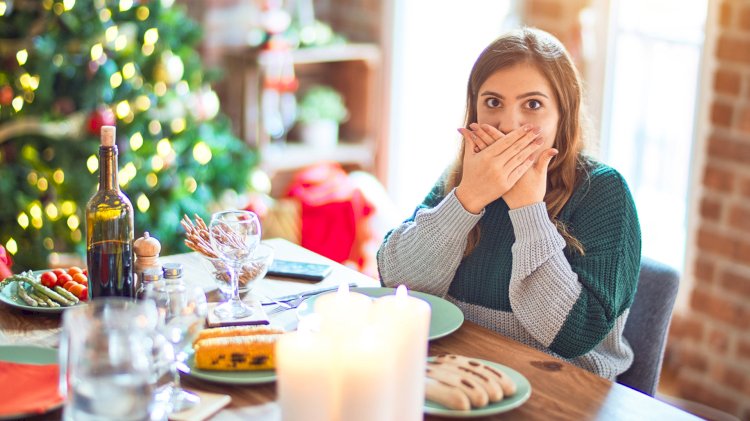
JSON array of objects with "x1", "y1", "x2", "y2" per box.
[{"x1": 0, "y1": 0, "x2": 256, "y2": 270}]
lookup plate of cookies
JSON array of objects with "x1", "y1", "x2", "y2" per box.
[{"x1": 424, "y1": 354, "x2": 531, "y2": 417}]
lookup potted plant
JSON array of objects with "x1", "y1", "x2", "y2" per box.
[{"x1": 296, "y1": 85, "x2": 348, "y2": 148}]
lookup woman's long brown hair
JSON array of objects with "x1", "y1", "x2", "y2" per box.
[{"x1": 444, "y1": 28, "x2": 587, "y2": 255}]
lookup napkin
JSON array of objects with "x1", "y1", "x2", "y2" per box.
[
  {"x1": 0, "y1": 361, "x2": 63, "y2": 416},
  {"x1": 168, "y1": 390, "x2": 231, "y2": 421},
  {"x1": 206, "y1": 297, "x2": 270, "y2": 328}
]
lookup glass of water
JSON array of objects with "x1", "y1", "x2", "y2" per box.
[
  {"x1": 59, "y1": 298, "x2": 170, "y2": 421},
  {"x1": 144, "y1": 280, "x2": 208, "y2": 413}
]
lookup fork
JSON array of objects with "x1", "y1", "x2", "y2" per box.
[{"x1": 266, "y1": 283, "x2": 355, "y2": 315}]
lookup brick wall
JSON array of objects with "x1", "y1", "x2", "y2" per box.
[
  {"x1": 665, "y1": 0, "x2": 750, "y2": 418},
  {"x1": 525, "y1": 0, "x2": 750, "y2": 418}
]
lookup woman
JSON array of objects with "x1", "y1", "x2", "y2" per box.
[{"x1": 377, "y1": 28, "x2": 641, "y2": 380}]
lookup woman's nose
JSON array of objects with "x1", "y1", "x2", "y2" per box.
[{"x1": 498, "y1": 114, "x2": 523, "y2": 134}]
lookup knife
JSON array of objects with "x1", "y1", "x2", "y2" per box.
[{"x1": 260, "y1": 282, "x2": 357, "y2": 305}]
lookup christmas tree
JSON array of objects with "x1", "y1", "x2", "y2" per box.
[{"x1": 0, "y1": 0, "x2": 257, "y2": 271}]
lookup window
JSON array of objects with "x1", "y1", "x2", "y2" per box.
[{"x1": 600, "y1": 0, "x2": 708, "y2": 272}]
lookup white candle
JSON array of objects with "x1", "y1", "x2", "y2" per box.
[
  {"x1": 337, "y1": 326, "x2": 394, "y2": 421},
  {"x1": 372, "y1": 285, "x2": 431, "y2": 421},
  {"x1": 314, "y1": 283, "x2": 373, "y2": 335},
  {"x1": 276, "y1": 330, "x2": 337, "y2": 421}
]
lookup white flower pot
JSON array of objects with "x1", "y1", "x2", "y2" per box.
[{"x1": 300, "y1": 120, "x2": 339, "y2": 149}]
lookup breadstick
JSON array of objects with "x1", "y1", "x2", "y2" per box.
[
  {"x1": 434, "y1": 354, "x2": 517, "y2": 397},
  {"x1": 425, "y1": 377, "x2": 471, "y2": 411}
]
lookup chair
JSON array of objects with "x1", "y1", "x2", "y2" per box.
[{"x1": 617, "y1": 257, "x2": 680, "y2": 396}]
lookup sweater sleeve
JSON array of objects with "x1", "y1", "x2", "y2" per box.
[
  {"x1": 377, "y1": 184, "x2": 482, "y2": 297},
  {"x1": 507, "y1": 168, "x2": 641, "y2": 358}
]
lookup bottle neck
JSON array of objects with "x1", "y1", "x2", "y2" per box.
[{"x1": 98, "y1": 146, "x2": 119, "y2": 191}]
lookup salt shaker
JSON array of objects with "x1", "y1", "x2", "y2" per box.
[
  {"x1": 137, "y1": 268, "x2": 163, "y2": 299},
  {"x1": 134, "y1": 231, "x2": 162, "y2": 293},
  {"x1": 162, "y1": 262, "x2": 184, "y2": 284}
]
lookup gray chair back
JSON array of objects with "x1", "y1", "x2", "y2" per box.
[{"x1": 617, "y1": 257, "x2": 680, "y2": 396}]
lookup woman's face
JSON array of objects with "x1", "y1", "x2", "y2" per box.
[{"x1": 475, "y1": 62, "x2": 559, "y2": 151}]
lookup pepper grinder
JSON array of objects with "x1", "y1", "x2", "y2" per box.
[{"x1": 133, "y1": 231, "x2": 162, "y2": 293}]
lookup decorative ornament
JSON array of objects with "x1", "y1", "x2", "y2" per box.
[
  {"x1": 189, "y1": 86, "x2": 220, "y2": 122},
  {"x1": 0, "y1": 0, "x2": 14, "y2": 17},
  {"x1": 86, "y1": 106, "x2": 116, "y2": 135},
  {"x1": 0, "y1": 86, "x2": 13, "y2": 105}
]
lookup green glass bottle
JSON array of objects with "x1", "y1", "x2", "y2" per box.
[{"x1": 85, "y1": 126, "x2": 135, "y2": 299}]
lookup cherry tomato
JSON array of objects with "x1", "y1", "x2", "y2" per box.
[
  {"x1": 82, "y1": 268, "x2": 88, "y2": 276},
  {"x1": 68, "y1": 283, "x2": 85, "y2": 299},
  {"x1": 40, "y1": 271, "x2": 57, "y2": 288},
  {"x1": 72, "y1": 273, "x2": 88, "y2": 285},
  {"x1": 79, "y1": 286, "x2": 88, "y2": 301},
  {"x1": 56, "y1": 273, "x2": 73, "y2": 288},
  {"x1": 52, "y1": 269, "x2": 66, "y2": 278},
  {"x1": 63, "y1": 280, "x2": 78, "y2": 291},
  {"x1": 67, "y1": 266, "x2": 83, "y2": 276}
]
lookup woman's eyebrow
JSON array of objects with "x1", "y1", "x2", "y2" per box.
[{"x1": 480, "y1": 90, "x2": 549, "y2": 99}]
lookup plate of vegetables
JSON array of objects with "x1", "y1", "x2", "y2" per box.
[{"x1": 0, "y1": 267, "x2": 88, "y2": 313}]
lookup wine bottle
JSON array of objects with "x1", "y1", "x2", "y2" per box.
[{"x1": 85, "y1": 126, "x2": 135, "y2": 299}]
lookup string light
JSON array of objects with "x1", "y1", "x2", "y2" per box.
[
  {"x1": 176, "y1": 81, "x2": 190, "y2": 95},
  {"x1": 135, "y1": 95, "x2": 151, "y2": 111},
  {"x1": 136, "y1": 6, "x2": 149, "y2": 20},
  {"x1": 67, "y1": 215, "x2": 80, "y2": 231},
  {"x1": 53, "y1": 169, "x2": 65, "y2": 184},
  {"x1": 99, "y1": 8, "x2": 112, "y2": 22},
  {"x1": 12, "y1": 96, "x2": 23, "y2": 112},
  {"x1": 115, "y1": 34, "x2": 128, "y2": 51},
  {"x1": 154, "y1": 81, "x2": 167, "y2": 96},
  {"x1": 43, "y1": 238, "x2": 55, "y2": 250},
  {"x1": 32, "y1": 217, "x2": 43, "y2": 229},
  {"x1": 185, "y1": 177, "x2": 198, "y2": 193},
  {"x1": 37, "y1": 177, "x2": 48, "y2": 192},
  {"x1": 130, "y1": 132, "x2": 144, "y2": 151},
  {"x1": 29, "y1": 203, "x2": 42, "y2": 220},
  {"x1": 193, "y1": 142, "x2": 212, "y2": 165},
  {"x1": 87, "y1": 155, "x2": 99, "y2": 174},
  {"x1": 53, "y1": 2, "x2": 64, "y2": 15},
  {"x1": 0, "y1": 1, "x2": 8, "y2": 16},
  {"x1": 110, "y1": 72, "x2": 123, "y2": 88},
  {"x1": 170, "y1": 118, "x2": 186, "y2": 133},
  {"x1": 16, "y1": 49, "x2": 28, "y2": 66},
  {"x1": 157, "y1": 138, "x2": 172, "y2": 156},
  {"x1": 42, "y1": 0, "x2": 53, "y2": 10},
  {"x1": 115, "y1": 100, "x2": 131, "y2": 119},
  {"x1": 5, "y1": 238, "x2": 17, "y2": 255},
  {"x1": 146, "y1": 173, "x2": 158, "y2": 188},
  {"x1": 27, "y1": 172, "x2": 38, "y2": 186},
  {"x1": 71, "y1": 230, "x2": 82, "y2": 242},
  {"x1": 45, "y1": 203, "x2": 59, "y2": 220},
  {"x1": 144, "y1": 28, "x2": 159, "y2": 45},
  {"x1": 63, "y1": 0, "x2": 76, "y2": 11},
  {"x1": 119, "y1": 0, "x2": 133, "y2": 12},
  {"x1": 61, "y1": 201, "x2": 76, "y2": 216},
  {"x1": 91, "y1": 43, "x2": 104, "y2": 61},
  {"x1": 53, "y1": 54, "x2": 64, "y2": 67},
  {"x1": 123, "y1": 62, "x2": 136, "y2": 79},
  {"x1": 17, "y1": 213, "x2": 29, "y2": 229},
  {"x1": 142, "y1": 43, "x2": 155, "y2": 56},
  {"x1": 151, "y1": 156, "x2": 164, "y2": 171},
  {"x1": 148, "y1": 120, "x2": 162, "y2": 135},
  {"x1": 136, "y1": 194, "x2": 150, "y2": 212},
  {"x1": 105, "y1": 26, "x2": 119, "y2": 43}
]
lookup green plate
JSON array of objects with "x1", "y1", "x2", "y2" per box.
[
  {"x1": 182, "y1": 353, "x2": 276, "y2": 385},
  {"x1": 0, "y1": 271, "x2": 85, "y2": 314},
  {"x1": 423, "y1": 358, "x2": 532, "y2": 417},
  {"x1": 297, "y1": 287, "x2": 465, "y2": 340},
  {"x1": 0, "y1": 345, "x2": 63, "y2": 420}
]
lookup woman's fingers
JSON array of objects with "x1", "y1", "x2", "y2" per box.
[
  {"x1": 469, "y1": 123, "x2": 494, "y2": 150},
  {"x1": 458, "y1": 128, "x2": 481, "y2": 154},
  {"x1": 497, "y1": 127, "x2": 543, "y2": 166}
]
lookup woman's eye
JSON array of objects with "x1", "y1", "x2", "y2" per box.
[
  {"x1": 527, "y1": 99, "x2": 542, "y2": 110},
  {"x1": 484, "y1": 97, "x2": 501, "y2": 108}
]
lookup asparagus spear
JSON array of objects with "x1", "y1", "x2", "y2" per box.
[{"x1": 16, "y1": 284, "x2": 38, "y2": 307}]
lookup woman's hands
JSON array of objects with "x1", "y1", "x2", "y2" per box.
[{"x1": 456, "y1": 123, "x2": 558, "y2": 212}]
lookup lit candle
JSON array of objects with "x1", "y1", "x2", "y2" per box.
[
  {"x1": 276, "y1": 330, "x2": 337, "y2": 421},
  {"x1": 314, "y1": 283, "x2": 373, "y2": 335},
  {"x1": 372, "y1": 285, "x2": 431, "y2": 421}
]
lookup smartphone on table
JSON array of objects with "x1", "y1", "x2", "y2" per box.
[{"x1": 266, "y1": 260, "x2": 333, "y2": 282}]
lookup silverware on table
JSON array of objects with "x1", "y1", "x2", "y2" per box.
[{"x1": 263, "y1": 282, "x2": 357, "y2": 315}]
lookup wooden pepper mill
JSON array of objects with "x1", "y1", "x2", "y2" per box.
[{"x1": 133, "y1": 231, "x2": 162, "y2": 293}]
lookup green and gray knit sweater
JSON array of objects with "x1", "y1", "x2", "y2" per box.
[{"x1": 377, "y1": 161, "x2": 641, "y2": 380}]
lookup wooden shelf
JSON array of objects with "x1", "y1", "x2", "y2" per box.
[
  {"x1": 259, "y1": 141, "x2": 374, "y2": 173},
  {"x1": 257, "y1": 43, "x2": 380, "y2": 66}
]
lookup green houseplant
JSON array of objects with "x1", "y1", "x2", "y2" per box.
[{"x1": 297, "y1": 85, "x2": 348, "y2": 148}]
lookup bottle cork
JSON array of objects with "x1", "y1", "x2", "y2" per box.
[{"x1": 101, "y1": 126, "x2": 116, "y2": 147}]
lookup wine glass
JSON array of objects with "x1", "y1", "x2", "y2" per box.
[
  {"x1": 145, "y1": 281, "x2": 208, "y2": 413},
  {"x1": 209, "y1": 209, "x2": 261, "y2": 319}
]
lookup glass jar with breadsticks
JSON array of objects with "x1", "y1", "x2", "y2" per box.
[{"x1": 181, "y1": 214, "x2": 273, "y2": 296}]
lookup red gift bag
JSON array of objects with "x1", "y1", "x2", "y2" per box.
[{"x1": 0, "y1": 245, "x2": 13, "y2": 280}]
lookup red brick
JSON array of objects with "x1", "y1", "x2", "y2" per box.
[
  {"x1": 709, "y1": 362, "x2": 745, "y2": 390},
  {"x1": 697, "y1": 227, "x2": 735, "y2": 258},
  {"x1": 690, "y1": 288, "x2": 750, "y2": 328},
  {"x1": 714, "y1": 68, "x2": 741, "y2": 94},
  {"x1": 729, "y1": 204, "x2": 750, "y2": 232},
  {"x1": 739, "y1": 106, "x2": 750, "y2": 134},
  {"x1": 740, "y1": 178, "x2": 750, "y2": 199},
  {"x1": 739, "y1": 339, "x2": 750, "y2": 361},
  {"x1": 527, "y1": 0, "x2": 563, "y2": 18},
  {"x1": 716, "y1": 35, "x2": 750, "y2": 64},
  {"x1": 720, "y1": 1, "x2": 733, "y2": 27},
  {"x1": 677, "y1": 348, "x2": 709, "y2": 372},
  {"x1": 707, "y1": 328, "x2": 731, "y2": 354},
  {"x1": 740, "y1": 4, "x2": 750, "y2": 31},
  {"x1": 667, "y1": 314, "x2": 704, "y2": 342},
  {"x1": 719, "y1": 269, "x2": 750, "y2": 298},
  {"x1": 707, "y1": 134, "x2": 750, "y2": 163},
  {"x1": 711, "y1": 101, "x2": 734, "y2": 127},
  {"x1": 702, "y1": 165, "x2": 735, "y2": 192},
  {"x1": 700, "y1": 197, "x2": 723, "y2": 221},
  {"x1": 695, "y1": 257, "x2": 716, "y2": 284},
  {"x1": 677, "y1": 374, "x2": 740, "y2": 413}
]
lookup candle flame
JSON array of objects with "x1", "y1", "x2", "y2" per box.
[{"x1": 396, "y1": 284, "x2": 408, "y2": 297}]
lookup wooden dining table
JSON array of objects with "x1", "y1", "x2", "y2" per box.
[{"x1": 0, "y1": 238, "x2": 698, "y2": 420}]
